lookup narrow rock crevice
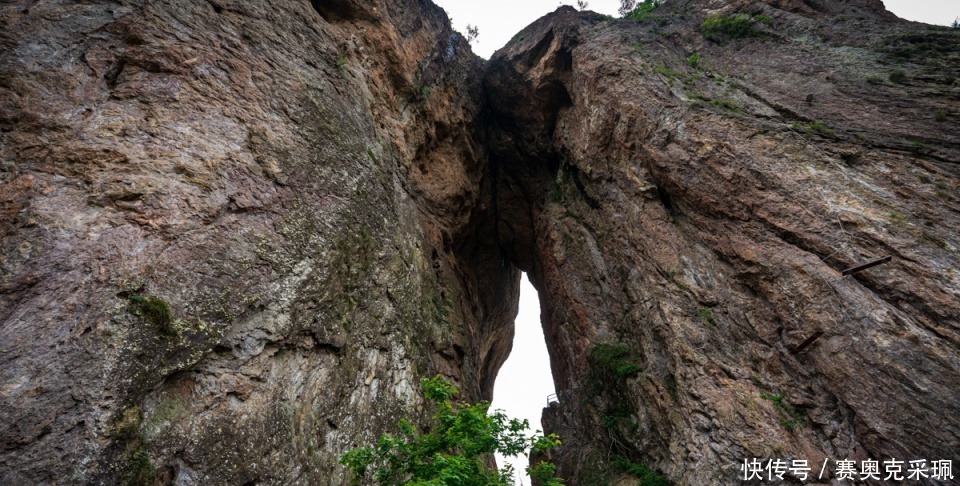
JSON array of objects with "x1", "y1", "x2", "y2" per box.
[
  {"x1": 0, "y1": 0, "x2": 957, "y2": 484},
  {"x1": 484, "y1": 3, "x2": 959, "y2": 483}
]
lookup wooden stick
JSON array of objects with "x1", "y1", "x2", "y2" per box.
[
  {"x1": 790, "y1": 331, "x2": 824, "y2": 355},
  {"x1": 841, "y1": 255, "x2": 892, "y2": 276}
]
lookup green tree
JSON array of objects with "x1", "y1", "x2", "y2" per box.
[
  {"x1": 340, "y1": 376, "x2": 563, "y2": 486},
  {"x1": 623, "y1": 0, "x2": 662, "y2": 20}
]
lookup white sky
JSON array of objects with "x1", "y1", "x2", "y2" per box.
[
  {"x1": 431, "y1": 0, "x2": 958, "y2": 482},
  {"x1": 488, "y1": 275, "x2": 553, "y2": 485}
]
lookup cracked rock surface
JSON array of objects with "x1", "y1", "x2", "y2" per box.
[
  {"x1": 1, "y1": 0, "x2": 514, "y2": 483},
  {"x1": 1, "y1": 0, "x2": 958, "y2": 484},
  {"x1": 486, "y1": 2, "x2": 958, "y2": 483}
]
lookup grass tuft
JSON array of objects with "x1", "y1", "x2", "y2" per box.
[
  {"x1": 697, "y1": 307, "x2": 716, "y2": 325},
  {"x1": 588, "y1": 343, "x2": 642, "y2": 384},
  {"x1": 701, "y1": 14, "x2": 760, "y2": 42},
  {"x1": 129, "y1": 295, "x2": 174, "y2": 335}
]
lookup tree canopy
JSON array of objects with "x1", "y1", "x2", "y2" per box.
[{"x1": 340, "y1": 376, "x2": 562, "y2": 486}]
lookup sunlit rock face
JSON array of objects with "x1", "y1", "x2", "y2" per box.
[
  {"x1": 1, "y1": 0, "x2": 958, "y2": 484},
  {"x1": 486, "y1": 2, "x2": 959, "y2": 483}
]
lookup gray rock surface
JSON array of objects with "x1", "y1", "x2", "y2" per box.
[
  {"x1": 1, "y1": 0, "x2": 958, "y2": 484},
  {"x1": 487, "y1": 2, "x2": 959, "y2": 483},
  {"x1": 1, "y1": 0, "x2": 515, "y2": 483}
]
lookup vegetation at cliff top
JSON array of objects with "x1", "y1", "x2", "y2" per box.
[
  {"x1": 340, "y1": 375, "x2": 562, "y2": 485},
  {"x1": 624, "y1": 0, "x2": 662, "y2": 21}
]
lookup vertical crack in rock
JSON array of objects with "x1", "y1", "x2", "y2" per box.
[
  {"x1": 0, "y1": 0, "x2": 519, "y2": 483},
  {"x1": 1, "y1": 0, "x2": 958, "y2": 484},
  {"x1": 485, "y1": 3, "x2": 959, "y2": 484}
]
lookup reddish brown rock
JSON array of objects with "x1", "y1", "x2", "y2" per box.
[
  {"x1": 487, "y1": 2, "x2": 958, "y2": 483},
  {"x1": 0, "y1": 0, "x2": 515, "y2": 484},
  {"x1": 1, "y1": 0, "x2": 958, "y2": 484}
]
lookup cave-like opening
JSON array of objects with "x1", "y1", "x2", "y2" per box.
[{"x1": 490, "y1": 273, "x2": 557, "y2": 484}]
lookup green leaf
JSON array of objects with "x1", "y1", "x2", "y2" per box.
[{"x1": 339, "y1": 376, "x2": 562, "y2": 485}]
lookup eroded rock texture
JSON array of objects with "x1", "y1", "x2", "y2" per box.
[
  {"x1": 1, "y1": 0, "x2": 516, "y2": 483},
  {"x1": 2, "y1": 0, "x2": 959, "y2": 484},
  {"x1": 487, "y1": 2, "x2": 959, "y2": 484}
]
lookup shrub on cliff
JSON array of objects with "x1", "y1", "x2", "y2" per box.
[
  {"x1": 624, "y1": 0, "x2": 662, "y2": 21},
  {"x1": 128, "y1": 294, "x2": 174, "y2": 335},
  {"x1": 700, "y1": 14, "x2": 760, "y2": 42},
  {"x1": 340, "y1": 375, "x2": 562, "y2": 485},
  {"x1": 586, "y1": 342, "x2": 641, "y2": 391}
]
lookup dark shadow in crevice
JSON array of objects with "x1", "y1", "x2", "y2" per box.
[{"x1": 309, "y1": 0, "x2": 370, "y2": 22}]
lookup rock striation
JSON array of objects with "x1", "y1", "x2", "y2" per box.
[
  {"x1": 487, "y1": 1, "x2": 959, "y2": 483},
  {"x1": 1, "y1": 0, "x2": 514, "y2": 483},
  {"x1": 1, "y1": 0, "x2": 958, "y2": 484}
]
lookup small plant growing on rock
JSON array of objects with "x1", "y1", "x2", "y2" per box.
[
  {"x1": 664, "y1": 375, "x2": 678, "y2": 401},
  {"x1": 652, "y1": 64, "x2": 678, "y2": 86},
  {"x1": 581, "y1": 344, "x2": 668, "y2": 484},
  {"x1": 108, "y1": 405, "x2": 155, "y2": 486},
  {"x1": 412, "y1": 84, "x2": 432, "y2": 103},
  {"x1": 687, "y1": 52, "x2": 701, "y2": 68},
  {"x1": 789, "y1": 120, "x2": 834, "y2": 137},
  {"x1": 805, "y1": 120, "x2": 834, "y2": 136},
  {"x1": 574, "y1": 453, "x2": 668, "y2": 485},
  {"x1": 465, "y1": 24, "x2": 480, "y2": 44},
  {"x1": 889, "y1": 70, "x2": 907, "y2": 84},
  {"x1": 122, "y1": 448, "x2": 155, "y2": 486},
  {"x1": 701, "y1": 14, "x2": 760, "y2": 42},
  {"x1": 129, "y1": 295, "x2": 174, "y2": 335},
  {"x1": 587, "y1": 343, "x2": 642, "y2": 386},
  {"x1": 109, "y1": 406, "x2": 143, "y2": 442},
  {"x1": 696, "y1": 307, "x2": 715, "y2": 325},
  {"x1": 760, "y1": 393, "x2": 807, "y2": 433},
  {"x1": 708, "y1": 98, "x2": 741, "y2": 112},
  {"x1": 612, "y1": 457, "x2": 670, "y2": 486}
]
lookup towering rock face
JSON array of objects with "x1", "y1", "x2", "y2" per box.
[
  {"x1": 486, "y1": 1, "x2": 959, "y2": 483},
  {"x1": 1, "y1": 0, "x2": 958, "y2": 484},
  {"x1": 0, "y1": 0, "x2": 517, "y2": 483}
]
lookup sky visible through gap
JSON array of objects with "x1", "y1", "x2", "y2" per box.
[
  {"x1": 435, "y1": 0, "x2": 958, "y2": 59},
  {"x1": 431, "y1": 0, "x2": 957, "y2": 482},
  {"x1": 490, "y1": 275, "x2": 553, "y2": 485}
]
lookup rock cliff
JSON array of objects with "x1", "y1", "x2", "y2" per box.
[
  {"x1": 1, "y1": 0, "x2": 957, "y2": 484},
  {"x1": 1, "y1": 0, "x2": 514, "y2": 483},
  {"x1": 487, "y1": 1, "x2": 959, "y2": 483}
]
